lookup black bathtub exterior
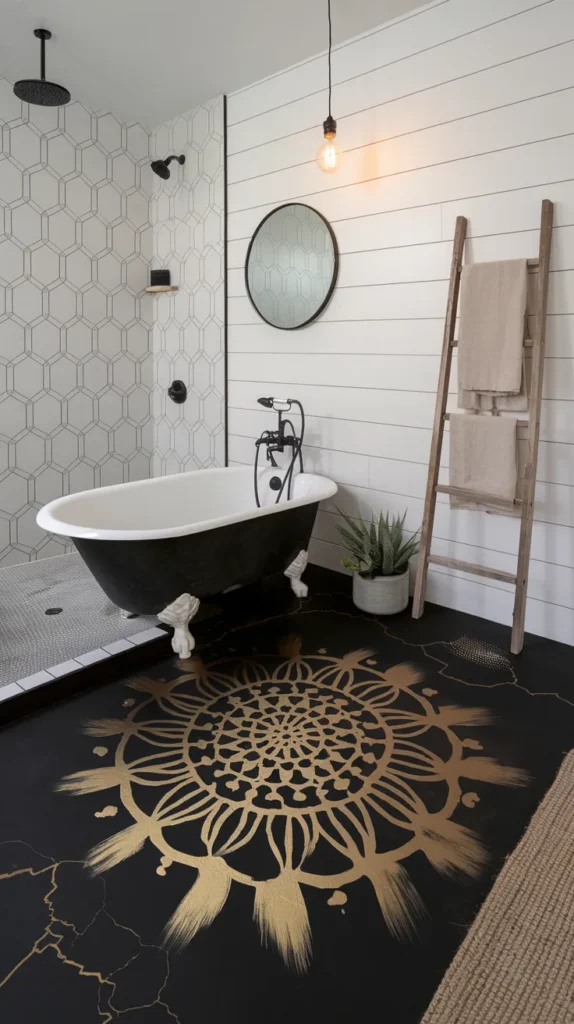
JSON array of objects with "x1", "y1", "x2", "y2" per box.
[{"x1": 73, "y1": 501, "x2": 320, "y2": 614}]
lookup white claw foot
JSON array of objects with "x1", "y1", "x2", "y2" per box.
[
  {"x1": 158, "y1": 593, "x2": 200, "y2": 659},
  {"x1": 284, "y1": 550, "x2": 309, "y2": 598}
]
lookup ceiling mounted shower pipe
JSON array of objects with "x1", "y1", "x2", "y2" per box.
[
  {"x1": 14, "y1": 29, "x2": 71, "y2": 106},
  {"x1": 151, "y1": 155, "x2": 186, "y2": 180}
]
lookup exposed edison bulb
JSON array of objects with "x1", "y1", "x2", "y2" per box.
[{"x1": 317, "y1": 117, "x2": 341, "y2": 174}]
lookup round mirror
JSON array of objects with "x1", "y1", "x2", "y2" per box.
[{"x1": 245, "y1": 203, "x2": 339, "y2": 330}]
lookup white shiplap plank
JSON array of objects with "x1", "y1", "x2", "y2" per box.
[{"x1": 227, "y1": 0, "x2": 554, "y2": 136}]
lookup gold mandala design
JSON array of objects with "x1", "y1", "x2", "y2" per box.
[{"x1": 60, "y1": 639, "x2": 527, "y2": 972}]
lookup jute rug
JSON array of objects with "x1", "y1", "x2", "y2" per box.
[{"x1": 423, "y1": 749, "x2": 574, "y2": 1024}]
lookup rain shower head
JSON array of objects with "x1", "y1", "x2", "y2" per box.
[
  {"x1": 13, "y1": 29, "x2": 70, "y2": 107},
  {"x1": 151, "y1": 155, "x2": 186, "y2": 180}
]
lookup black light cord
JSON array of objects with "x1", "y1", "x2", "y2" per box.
[{"x1": 327, "y1": 0, "x2": 333, "y2": 119}]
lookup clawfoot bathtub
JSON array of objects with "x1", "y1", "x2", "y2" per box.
[{"x1": 37, "y1": 466, "x2": 337, "y2": 656}]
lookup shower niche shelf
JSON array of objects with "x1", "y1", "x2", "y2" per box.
[{"x1": 145, "y1": 285, "x2": 179, "y2": 293}]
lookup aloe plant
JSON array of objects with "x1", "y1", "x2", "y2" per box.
[{"x1": 336, "y1": 508, "x2": 419, "y2": 579}]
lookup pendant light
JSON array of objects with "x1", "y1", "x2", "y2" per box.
[{"x1": 316, "y1": 0, "x2": 341, "y2": 174}]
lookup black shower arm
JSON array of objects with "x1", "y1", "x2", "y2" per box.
[{"x1": 164, "y1": 155, "x2": 185, "y2": 167}]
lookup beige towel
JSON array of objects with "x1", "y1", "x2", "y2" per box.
[
  {"x1": 458, "y1": 259, "x2": 528, "y2": 397},
  {"x1": 449, "y1": 414, "x2": 518, "y2": 511},
  {"x1": 459, "y1": 355, "x2": 532, "y2": 412}
]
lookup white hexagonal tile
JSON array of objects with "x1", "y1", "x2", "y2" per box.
[
  {"x1": 67, "y1": 461, "x2": 95, "y2": 494},
  {"x1": 12, "y1": 281, "x2": 43, "y2": 322},
  {"x1": 126, "y1": 323, "x2": 149, "y2": 358},
  {"x1": 0, "y1": 158, "x2": 23, "y2": 205},
  {"x1": 84, "y1": 424, "x2": 109, "y2": 462},
  {"x1": 174, "y1": 290, "x2": 190, "y2": 325},
  {"x1": 31, "y1": 244, "x2": 60, "y2": 285},
  {"x1": 49, "y1": 355, "x2": 78, "y2": 396},
  {"x1": 126, "y1": 124, "x2": 149, "y2": 161},
  {"x1": 172, "y1": 117, "x2": 188, "y2": 153},
  {"x1": 66, "y1": 176, "x2": 92, "y2": 217},
  {"x1": 16, "y1": 506, "x2": 45, "y2": 548},
  {"x1": 82, "y1": 144, "x2": 108, "y2": 184},
  {"x1": 0, "y1": 239, "x2": 24, "y2": 283},
  {"x1": 51, "y1": 427, "x2": 79, "y2": 467},
  {"x1": 10, "y1": 124, "x2": 41, "y2": 168},
  {"x1": 96, "y1": 183, "x2": 122, "y2": 224},
  {"x1": 126, "y1": 256, "x2": 147, "y2": 292},
  {"x1": 128, "y1": 452, "x2": 151, "y2": 481},
  {"x1": 0, "y1": 395, "x2": 26, "y2": 438},
  {"x1": 127, "y1": 387, "x2": 150, "y2": 423},
  {"x1": 204, "y1": 209, "x2": 221, "y2": 247},
  {"x1": 173, "y1": 186, "x2": 190, "y2": 222},
  {"x1": 192, "y1": 107, "x2": 210, "y2": 146},
  {"x1": 83, "y1": 354, "x2": 109, "y2": 393},
  {"x1": 202, "y1": 138, "x2": 221, "y2": 181},
  {"x1": 0, "y1": 80, "x2": 23, "y2": 123},
  {"x1": 193, "y1": 177, "x2": 210, "y2": 217},
  {"x1": 30, "y1": 168, "x2": 59, "y2": 210},
  {"x1": 113, "y1": 421, "x2": 136, "y2": 457},
  {"x1": 13, "y1": 355, "x2": 44, "y2": 399},
  {"x1": 12, "y1": 204, "x2": 42, "y2": 247},
  {"x1": 193, "y1": 355, "x2": 211, "y2": 395},
  {"x1": 184, "y1": 252, "x2": 200, "y2": 289},
  {"x1": 193, "y1": 286, "x2": 211, "y2": 324},
  {"x1": 34, "y1": 466, "x2": 64, "y2": 504},
  {"x1": 193, "y1": 424, "x2": 211, "y2": 464},
  {"x1": 203, "y1": 319, "x2": 221, "y2": 359},
  {"x1": 97, "y1": 252, "x2": 122, "y2": 291},
  {"x1": 203, "y1": 390, "x2": 222, "y2": 430},
  {"x1": 49, "y1": 283, "x2": 77, "y2": 324},
  {"x1": 48, "y1": 135, "x2": 76, "y2": 176},
  {"x1": 82, "y1": 286, "x2": 108, "y2": 323},
  {"x1": 33, "y1": 393, "x2": 62, "y2": 434},
  {"x1": 66, "y1": 248, "x2": 93, "y2": 288},
  {"x1": 31, "y1": 320, "x2": 62, "y2": 359},
  {"x1": 66, "y1": 321, "x2": 93, "y2": 359},
  {"x1": 100, "y1": 456, "x2": 124, "y2": 486},
  {"x1": 126, "y1": 191, "x2": 148, "y2": 228},
  {"x1": 97, "y1": 322, "x2": 121, "y2": 358},
  {"x1": 0, "y1": 319, "x2": 25, "y2": 360},
  {"x1": 65, "y1": 103, "x2": 93, "y2": 144},
  {"x1": 112, "y1": 354, "x2": 136, "y2": 390},
  {"x1": 67, "y1": 391, "x2": 94, "y2": 430},
  {"x1": 98, "y1": 388, "x2": 123, "y2": 426},
  {"x1": 81, "y1": 216, "x2": 107, "y2": 255},
  {"x1": 204, "y1": 247, "x2": 221, "y2": 287},
  {"x1": 112, "y1": 222, "x2": 135, "y2": 258},
  {"x1": 0, "y1": 473, "x2": 28, "y2": 513},
  {"x1": 15, "y1": 432, "x2": 46, "y2": 472},
  {"x1": 97, "y1": 113, "x2": 122, "y2": 154},
  {"x1": 48, "y1": 209, "x2": 77, "y2": 250},
  {"x1": 113, "y1": 153, "x2": 135, "y2": 191},
  {"x1": 112, "y1": 290, "x2": 135, "y2": 325}
]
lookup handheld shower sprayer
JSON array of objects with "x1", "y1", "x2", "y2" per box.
[{"x1": 253, "y1": 397, "x2": 305, "y2": 507}]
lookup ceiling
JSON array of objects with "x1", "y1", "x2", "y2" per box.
[{"x1": 0, "y1": 0, "x2": 422, "y2": 127}]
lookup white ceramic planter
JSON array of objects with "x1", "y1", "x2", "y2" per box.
[{"x1": 352, "y1": 568, "x2": 410, "y2": 615}]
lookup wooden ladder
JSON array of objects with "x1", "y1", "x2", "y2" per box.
[{"x1": 411, "y1": 199, "x2": 554, "y2": 655}]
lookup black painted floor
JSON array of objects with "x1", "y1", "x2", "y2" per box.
[{"x1": 1, "y1": 567, "x2": 573, "y2": 1023}]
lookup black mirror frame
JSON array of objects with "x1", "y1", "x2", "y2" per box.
[{"x1": 244, "y1": 202, "x2": 340, "y2": 331}]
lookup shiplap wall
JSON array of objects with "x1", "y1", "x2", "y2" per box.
[{"x1": 226, "y1": 0, "x2": 574, "y2": 646}]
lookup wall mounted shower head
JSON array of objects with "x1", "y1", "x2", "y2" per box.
[
  {"x1": 13, "y1": 29, "x2": 71, "y2": 107},
  {"x1": 151, "y1": 154, "x2": 186, "y2": 180}
]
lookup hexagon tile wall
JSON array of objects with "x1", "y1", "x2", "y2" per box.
[
  {"x1": 151, "y1": 97, "x2": 225, "y2": 474},
  {"x1": 0, "y1": 78, "x2": 154, "y2": 567}
]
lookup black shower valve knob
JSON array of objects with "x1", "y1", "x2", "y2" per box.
[{"x1": 168, "y1": 380, "x2": 187, "y2": 404}]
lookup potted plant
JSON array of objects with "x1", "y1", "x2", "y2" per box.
[{"x1": 336, "y1": 509, "x2": 419, "y2": 615}]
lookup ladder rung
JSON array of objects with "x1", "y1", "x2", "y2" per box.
[
  {"x1": 451, "y1": 338, "x2": 534, "y2": 347},
  {"x1": 428, "y1": 554, "x2": 517, "y2": 585},
  {"x1": 443, "y1": 413, "x2": 529, "y2": 429},
  {"x1": 436, "y1": 484, "x2": 522, "y2": 509}
]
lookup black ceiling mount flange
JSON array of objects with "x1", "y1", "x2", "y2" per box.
[{"x1": 168, "y1": 380, "x2": 187, "y2": 404}]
